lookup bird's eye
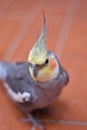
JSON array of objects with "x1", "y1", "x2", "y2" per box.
[
  {"x1": 45, "y1": 59, "x2": 49, "y2": 64},
  {"x1": 29, "y1": 63, "x2": 33, "y2": 67}
]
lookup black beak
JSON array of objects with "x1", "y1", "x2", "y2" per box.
[{"x1": 33, "y1": 65, "x2": 39, "y2": 77}]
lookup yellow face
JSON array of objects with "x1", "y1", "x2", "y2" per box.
[{"x1": 29, "y1": 57, "x2": 57, "y2": 82}]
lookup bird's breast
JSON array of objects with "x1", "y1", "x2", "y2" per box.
[{"x1": 31, "y1": 84, "x2": 63, "y2": 109}]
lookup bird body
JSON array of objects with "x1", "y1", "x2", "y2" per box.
[{"x1": 0, "y1": 59, "x2": 68, "y2": 112}]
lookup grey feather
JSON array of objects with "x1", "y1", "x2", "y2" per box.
[{"x1": 0, "y1": 62, "x2": 11, "y2": 80}]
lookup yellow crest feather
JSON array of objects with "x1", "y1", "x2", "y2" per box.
[{"x1": 28, "y1": 12, "x2": 47, "y2": 65}]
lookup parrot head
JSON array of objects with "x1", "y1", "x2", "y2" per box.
[{"x1": 28, "y1": 14, "x2": 59, "y2": 82}]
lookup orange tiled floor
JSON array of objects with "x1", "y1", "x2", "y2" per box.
[{"x1": 0, "y1": 0, "x2": 87, "y2": 130}]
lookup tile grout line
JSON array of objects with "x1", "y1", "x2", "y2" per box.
[
  {"x1": 40, "y1": 119, "x2": 87, "y2": 126},
  {"x1": 2, "y1": 5, "x2": 41, "y2": 61},
  {"x1": 55, "y1": 0, "x2": 80, "y2": 59}
]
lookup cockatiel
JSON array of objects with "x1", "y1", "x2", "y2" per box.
[{"x1": 0, "y1": 14, "x2": 69, "y2": 130}]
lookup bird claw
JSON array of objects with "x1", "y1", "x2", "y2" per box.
[
  {"x1": 18, "y1": 117, "x2": 31, "y2": 123},
  {"x1": 31, "y1": 125, "x2": 46, "y2": 130},
  {"x1": 19, "y1": 113, "x2": 46, "y2": 130}
]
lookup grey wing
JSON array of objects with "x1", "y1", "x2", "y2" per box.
[
  {"x1": 5, "y1": 62, "x2": 36, "y2": 103},
  {"x1": 5, "y1": 80, "x2": 33, "y2": 103}
]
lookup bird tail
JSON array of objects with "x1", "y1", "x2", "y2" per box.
[{"x1": 0, "y1": 62, "x2": 10, "y2": 81}]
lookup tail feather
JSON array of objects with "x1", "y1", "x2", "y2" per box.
[{"x1": 0, "y1": 62, "x2": 10, "y2": 80}]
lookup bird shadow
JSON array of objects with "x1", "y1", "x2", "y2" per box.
[{"x1": 32, "y1": 99, "x2": 69, "y2": 120}]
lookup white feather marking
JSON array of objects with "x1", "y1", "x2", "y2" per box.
[{"x1": 4, "y1": 83, "x2": 31, "y2": 103}]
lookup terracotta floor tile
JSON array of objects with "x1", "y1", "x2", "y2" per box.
[{"x1": 0, "y1": 0, "x2": 87, "y2": 130}]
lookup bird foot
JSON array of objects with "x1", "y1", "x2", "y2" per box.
[{"x1": 19, "y1": 113, "x2": 46, "y2": 130}]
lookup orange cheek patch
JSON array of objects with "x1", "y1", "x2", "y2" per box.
[{"x1": 50, "y1": 58, "x2": 56, "y2": 70}]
